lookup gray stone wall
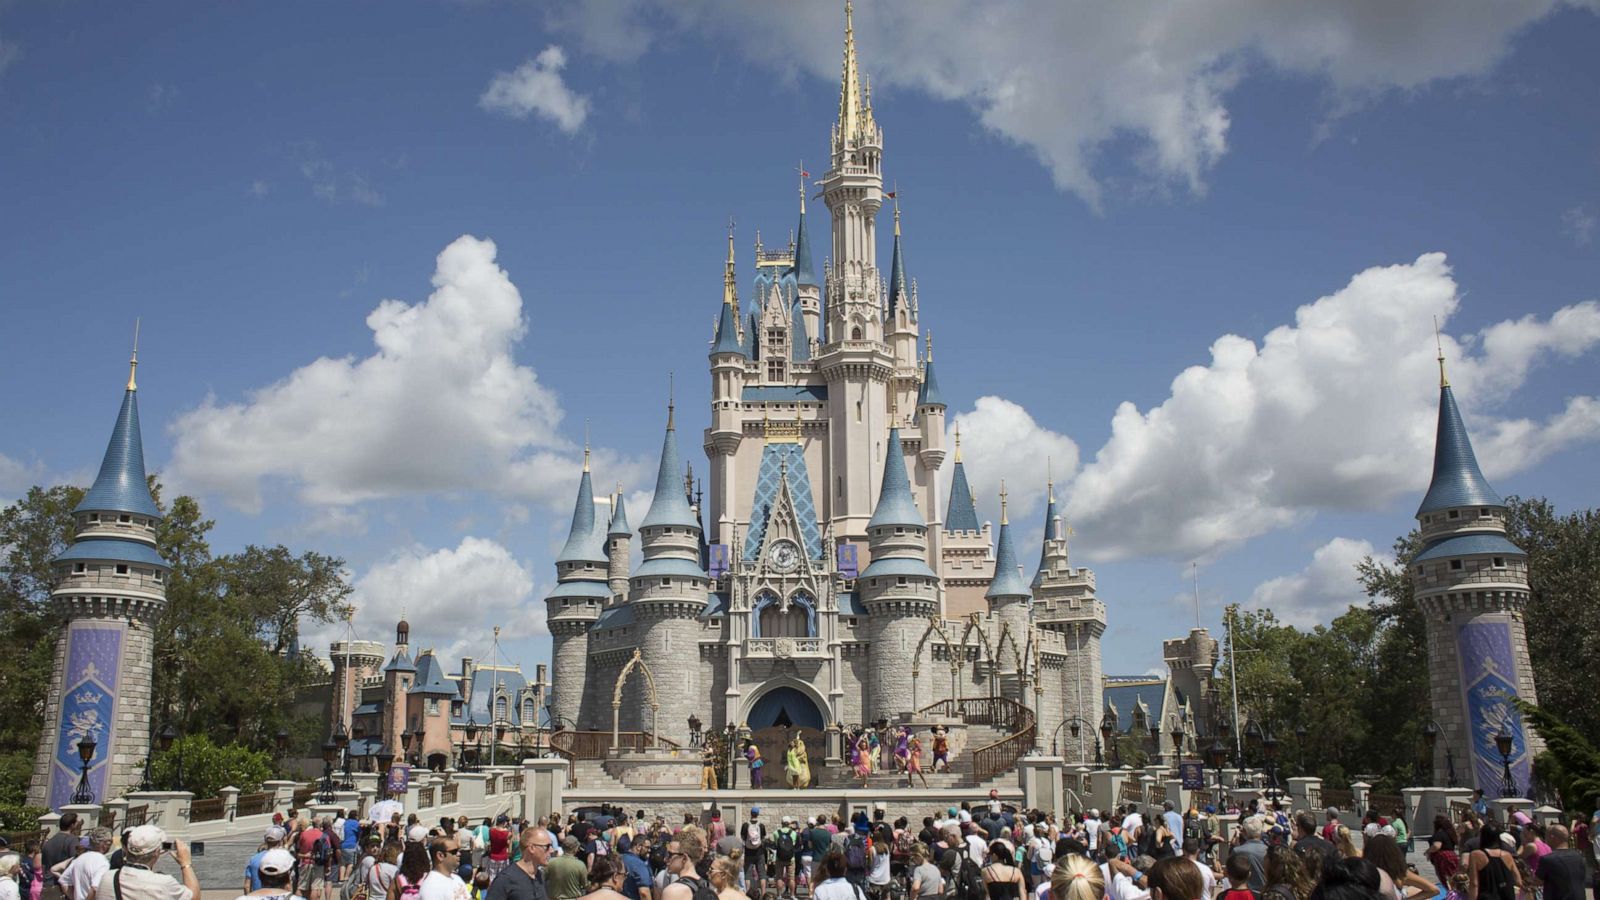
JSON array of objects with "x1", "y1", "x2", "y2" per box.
[
  {"x1": 868, "y1": 611, "x2": 930, "y2": 721},
  {"x1": 548, "y1": 624, "x2": 590, "y2": 730}
]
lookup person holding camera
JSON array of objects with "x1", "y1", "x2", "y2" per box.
[{"x1": 85, "y1": 826, "x2": 200, "y2": 900}]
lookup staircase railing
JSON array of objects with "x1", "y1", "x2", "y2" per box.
[
  {"x1": 548, "y1": 730, "x2": 683, "y2": 786},
  {"x1": 916, "y1": 696, "x2": 1037, "y2": 782}
]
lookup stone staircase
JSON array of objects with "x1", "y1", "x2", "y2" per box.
[
  {"x1": 811, "y1": 724, "x2": 1013, "y2": 790},
  {"x1": 571, "y1": 758, "x2": 629, "y2": 790}
]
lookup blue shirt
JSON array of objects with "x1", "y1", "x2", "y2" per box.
[
  {"x1": 343, "y1": 819, "x2": 360, "y2": 850},
  {"x1": 1163, "y1": 812, "x2": 1184, "y2": 852},
  {"x1": 621, "y1": 851, "x2": 652, "y2": 900},
  {"x1": 245, "y1": 850, "x2": 269, "y2": 890}
]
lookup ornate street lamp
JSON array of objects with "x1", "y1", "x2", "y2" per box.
[
  {"x1": 333, "y1": 721, "x2": 352, "y2": 787},
  {"x1": 461, "y1": 716, "x2": 478, "y2": 772},
  {"x1": 318, "y1": 737, "x2": 338, "y2": 803},
  {"x1": 158, "y1": 722, "x2": 183, "y2": 791},
  {"x1": 1100, "y1": 710, "x2": 1120, "y2": 767},
  {"x1": 1419, "y1": 720, "x2": 1439, "y2": 786},
  {"x1": 375, "y1": 744, "x2": 395, "y2": 794},
  {"x1": 1294, "y1": 723, "x2": 1307, "y2": 773},
  {"x1": 688, "y1": 715, "x2": 703, "y2": 748},
  {"x1": 1168, "y1": 720, "x2": 1187, "y2": 762},
  {"x1": 70, "y1": 738, "x2": 97, "y2": 805},
  {"x1": 1495, "y1": 723, "x2": 1516, "y2": 798},
  {"x1": 1207, "y1": 739, "x2": 1228, "y2": 795},
  {"x1": 1261, "y1": 730, "x2": 1280, "y2": 790}
]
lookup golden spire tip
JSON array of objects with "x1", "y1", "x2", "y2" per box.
[
  {"x1": 953, "y1": 421, "x2": 962, "y2": 462},
  {"x1": 667, "y1": 372, "x2": 676, "y2": 430},
  {"x1": 1433, "y1": 315, "x2": 1449, "y2": 388},
  {"x1": 127, "y1": 317, "x2": 141, "y2": 391},
  {"x1": 1000, "y1": 478, "x2": 1009, "y2": 526}
]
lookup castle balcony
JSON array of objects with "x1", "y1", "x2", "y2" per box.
[{"x1": 743, "y1": 637, "x2": 827, "y2": 659}]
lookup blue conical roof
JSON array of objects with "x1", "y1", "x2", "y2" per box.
[
  {"x1": 556, "y1": 467, "x2": 607, "y2": 564},
  {"x1": 711, "y1": 300, "x2": 746, "y2": 357},
  {"x1": 76, "y1": 388, "x2": 162, "y2": 519},
  {"x1": 868, "y1": 427, "x2": 923, "y2": 529},
  {"x1": 917, "y1": 357, "x2": 945, "y2": 408},
  {"x1": 791, "y1": 302, "x2": 812, "y2": 362},
  {"x1": 946, "y1": 461, "x2": 979, "y2": 531},
  {"x1": 987, "y1": 517, "x2": 1030, "y2": 600},
  {"x1": 1417, "y1": 385, "x2": 1503, "y2": 516},
  {"x1": 608, "y1": 491, "x2": 632, "y2": 536},
  {"x1": 794, "y1": 207, "x2": 816, "y2": 287},
  {"x1": 1032, "y1": 491, "x2": 1057, "y2": 589},
  {"x1": 384, "y1": 648, "x2": 415, "y2": 674},
  {"x1": 886, "y1": 230, "x2": 907, "y2": 314},
  {"x1": 641, "y1": 411, "x2": 699, "y2": 529},
  {"x1": 744, "y1": 311, "x2": 759, "y2": 358}
]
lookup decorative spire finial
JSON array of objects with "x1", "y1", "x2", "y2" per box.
[
  {"x1": 889, "y1": 392, "x2": 898, "y2": 427},
  {"x1": 1434, "y1": 315, "x2": 1449, "y2": 388},
  {"x1": 724, "y1": 218, "x2": 738, "y2": 307},
  {"x1": 1000, "y1": 479, "x2": 1009, "y2": 526},
  {"x1": 583, "y1": 419, "x2": 591, "y2": 472},
  {"x1": 1047, "y1": 456, "x2": 1055, "y2": 501},
  {"x1": 667, "y1": 372, "x2": 676, "y2": 430},
  {"x1": 798, "y1": 161, "x2": 807, "y2": 214},
  {"x1": 127, "y1": 318, "x2": 141, "y2": 391},
  {"x1": 954, "y1": 422, "x2": 962, "y2": 462},
  {"x1": 925, "y1": 330, "x2": 932, "y2": 362},
  {"x1": 892, "y1": 184, "x2": 901, "y2": 236}
]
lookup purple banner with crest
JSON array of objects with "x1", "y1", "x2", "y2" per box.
[
  {"x1": 50, "y1": 622, "x2": 125, "y2": 810},
  {"x1": 1455, "y1": 617, "x2": 1532, "y2": 795}
]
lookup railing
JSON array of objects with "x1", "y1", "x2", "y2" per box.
[
  {"x1": 1367, "y1": 793, "x2": 1403, "y2": 813},
  {"x1": 1321, "y1": 788, "x2": 1354, "y2": 810},
  {"x1": 744, "y1": 637, "x2": 827, "y2": 659},
  {"x1": 190, "y1": 797, "x2": 227, "y2": 823},
  {"x1": 291, "y1": 786, "x2": 316, "y2": 808},
  {"x1": 1148, "y1": 784, "x2": 1167, "y2": 806},
  {"x1": 485, "y1": 776, "x2": 498, "y2": 796},
  {"x1": 1448, "y1": 801, "x2": 1472, "y2": 821},
  {"x1": 1119, "y1": 781, "x2": 1144, "y2": 805},
  {"x1": 1190, "y1": 789, "x2": 1214, "y2": 809},
  {"x1": 549, "y1": 729, "x2": 684, "y2": 786},
  {"x1": 418, "y1": 787, "x2": 435, "y2": 810},
  {"x1": 917, "y1": 695, "x2": 1037, "y2": 782},
  {"x1": 99, "y1": 807, "x2": 119, "y2": 829},
  {"x1": 236, "y1": 792, "x2": 274, "y2": 818},
  {"x1": 125, "y1": 805, "x2": 149, "y2": 828},
  {"x1": 508, "y1": 774, "x2": 523, "y2": 792},
  {"x1": 442, "y1": 783, "x2": 459, "y2": 804}
]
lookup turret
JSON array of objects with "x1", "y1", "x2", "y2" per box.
[
  {"x1": 986, "y1": 482, "x2": 1033, "y2": 662},
  {"x1": 793, "y1": 177, "x2": 822, "y2": 343},
  {"x1": 607, "y1": 484, "x2": 632, "y2": 600},
  {"x1": 382, "y1": 618, "x2": 416, "y2": 761},
  {"x1": 1411, "y1": 349, "x2": 1540, "y2": 792},
  {"x1": 860, "y1": 422, "x2": 937, "y2": 720},
  {"x1": 630, "y1": 399, "x2": 710, "y2": 744},
  {"x1": 886, "y1": 204, "x2": 920, "y2": 370},
  {"x1": 543, "y1": 450, "x2": 608, "y2": 730},
  {"x1": 31, "y1": 339, "x2": 171, "y2": 808},
  {"x1": 945, "y1": 425, "x2": 979, "y2": 533},
  {"x1": 917, "y1": 332, "x2": 946, "y2": 465}
]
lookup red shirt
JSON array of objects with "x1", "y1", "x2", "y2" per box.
[
  {"x1": 488, "y1": 827, "x2": 511, "y2": 861},
  {"x1": 297, "y1": 827, "x2": 325, "y2": 861}
]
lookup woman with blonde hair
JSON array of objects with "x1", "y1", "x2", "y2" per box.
[
  {"x1": 1049, "y1": 855, "x2": 1104, "y2": 900},
  {"x1": 1333, "y1": 826, "x2": 1361, "y2": 860},
  {"x1": 710, "y1": 851, "x2": 751, "y2": 900}
]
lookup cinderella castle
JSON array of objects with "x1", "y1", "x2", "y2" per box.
[{"x1": 541, "y1": 2, "x2": 1108, "y2": 759}]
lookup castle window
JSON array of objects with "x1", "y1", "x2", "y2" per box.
[
  {"x1": 452, "y1": 701, "x2": 463, "y2": 718},
  {"x1": 115, "y1": 564, "x2": 128, "y2": 575},
  {"x1": 89, "y1": 513, "x2": 99, "y2": 522},
  {"x1": 856, "y1": 401, "x2": 863, "y2": 423},
  {"x1": 1448, "y1": 510, "x2": 1460, "y2": 519},
  {"x1": 74, "y1": 563, "x2": 86, "y2": 573},
  {"x1": 852, "y1": 326, "x2": 863, "y2": 341},
  {"x1": 495, "y1": 696, "x2": 508, "y2": 722},
  {"x1": 1480, "y1": 508, "x2": 1490, "y2": 517},
  {"x1": 662, "y1": 578, "x2": 670, "y2": 587},
  {"x1": 1450, "y1": 559, "x2": 1462, "y2": 570},
  {"x1": 153, "y1": 570, "x2": 164, "y2": 582},
  {"x1": 1492, "y1": 557, "x2": 1505, "y2": 568},
  {"x1": 767, "y1": 358, "x2": 786, "y2": 381},
  {"x1": 119, "y1": 515, "x2": 130, "y2": 523},
  {"x1": 427, "y1": 698, "x2": 440, "y2": 716},
  {"x1": 523, "y1": 699, "x2": 535, "y2": 723}
]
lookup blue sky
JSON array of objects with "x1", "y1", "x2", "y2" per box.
[{"x1": 2, "y1": 1, "x2": 1598, "y2": 679}]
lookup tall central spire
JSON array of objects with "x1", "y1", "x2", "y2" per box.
[{"x1": 838, "y1": 0, "x2": 862, "y2": 147}]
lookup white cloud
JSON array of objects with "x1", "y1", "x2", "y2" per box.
[
  {"x1": 542, "y1": 0, "x2": 1591, "y2": 206},
  {"x1": 292, "y1": 143, "x2": 385, "y2": 207},
  {"x1": 1563, "y1": 205, "x2": 1596, "y2": 246},
  {"x1": 1248, "y1": 537, "x2": 1376, "y2": 627},
  {"x1": 0, "y1": 35, "x2": 19, "y2": 79},
  {"x1": 0, "y1": 453, "x2": 45, "y2": 504},
  {"x1": 248, "y1": 180, "x2": 271, "y2": 198},
  {"x1": 943, "y1": 396, "x2": 1079, "y2": 527},
  {"x1": 311, "y1": 537, "x2": 541, "y2": 665},
  {"x1": 169, "y1": 235, "x2": 647, "y2": 513},
  {"x1": 480, "y1": 45, "x2": 592, "y2": 134},
  {"x1": 1065, "y1": 254, "x2": 1600, "y2": 562}
]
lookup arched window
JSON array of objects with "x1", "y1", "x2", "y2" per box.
[
  {"x1": 754, "y1": 591, "x2": 816, "y2": 638},
  {"x1": 522, "y1": 698, "x2": 535, "y2": 724},
  {"x1": 851, "y1": 325, "x2": 863, "y2": 341},
  {"x1": 495, "y1": 695, "x2": 508, "y2": 723}
]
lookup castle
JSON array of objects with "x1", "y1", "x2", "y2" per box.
[{"x1": 541, "y1": 1, "x2": 1109, "y2": 762}]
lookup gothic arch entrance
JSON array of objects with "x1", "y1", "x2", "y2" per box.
[
  {"x1": 748, "y1": 686, "x2": 825, "y2": 730},
  {"x1": 746, "y1": 685, "x2": 826, "y2": 789}
]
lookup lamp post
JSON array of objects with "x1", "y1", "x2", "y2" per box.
[
  {"x1": 1420, "y1": 720, "x2": 1439, "y2": 786},
  {"x1": 1207, "y1": 740, "x2": 1228, "y2": 796},
  {"x1": 1101, "y1": 710, "x2": 1120, "y2": 768},
  {"x1": 724, "y1": 723, "x2": 739, "y2": 789},
  {"x1": 1261, "y1": 730, "x2": 1280, "y2": 792},
  {"x1": 318, "y1": 737, "x2": 338, "y2": 804},
  {"x1": 1052, "y1": 717, "x2": 1087, "y2": 759},
  {"x1": 1168, "y1": 720, "x2": 1187, "y2": 765},
  {"x1": 1244, "y1": 719, "x2": 1263, "y2": 772},
  {"x1": 1495, "y1": 723, "x2": 1517, "y2": 798},
  {"x1": 688, "y1": 716, "x2": 703, "y2": 748},
  {"x1": 333, "y1": 721, "x2": 352, "y2": 788},
  {"x1": 157, "y1": 722, "x2": 183, "y2": 791},
  {"x1": 375, "y1": 745, "x2": 395, "y2": 797},
  {"x1": 461, "y1": 716, "x2": 478, "y2": 773},
  {"x1": 1294, "y1": 724, "x2": 1307, "y2": 775},
  {"x1": 70, "y1": 738, "x2": 97, "y2": 805}
]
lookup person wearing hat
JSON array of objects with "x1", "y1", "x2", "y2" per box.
[
  {"x1": 245, "y1": 827, "x2": 290, "y2": 896},
  {"x1": 236, "y1": 849, "x2": 296, "y2": 900},
  {"x1": 86, "y1": 826, "x2": 199, "y2": 900},
  {"x1": 61, "y1": 829, "x2": 113, "y2": 900}
]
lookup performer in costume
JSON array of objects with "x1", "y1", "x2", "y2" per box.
[
  {"x1": 867, "y1": 730, "x2": 881, "y2": 770},
  {"x1": 853, "y1": 734, "x2": 872, "y2": 786},
  {"x1": 931, "y1": 726, "x2": 950, "y2": 773},
  {"x1": 785, "y1": 734, "x2": 810, "y2": 789},
  {"x1": 906, "y1": 734, "x2": 928, "y2": 788},
  {"x1": 893, "y1": 727, "x2": 911, "y2": 773},
  {"x1": 745, "y1": 740, "x2": 765, "y2": 789},
  {"x1": 701, "y1": 738, "x2": 720, "y2": 789}
]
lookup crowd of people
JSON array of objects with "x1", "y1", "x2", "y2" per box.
[{"x1": 2, "y1": 798, "x2": 1594, "y2": 900}]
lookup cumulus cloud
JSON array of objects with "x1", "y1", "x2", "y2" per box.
[
  {"x1": 1248, "y1": 537, "x2": 1377, "y2": 628},
  {"x1": 0, "y1": 453, "x2": 45, "y2": 504},
  {"x1": 1563, "y1": 205, "x2": 1596, "y2": 246},
  {"x1": 541, "y1": 0, "x2": 1590, "y2": 206},
  {"x1": 1065, "y1": 253, "x2": 1600, "y2": 561},
  {"x1": 943, "y1": 396, "x2": 1079, "y2": 528},
  {"x1": 168, "y1": 235, "x2": 647, "y2": 513},
  {"x1": 480, "y1": 45, "x2": 592, "y2": 134},
  {"x1": 309, "y1": 537, "x2": 541, "y2": 664}
]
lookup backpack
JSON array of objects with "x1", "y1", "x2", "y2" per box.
[
  {"x1": 775, "y1": 829, "x2": 797, "y2": 861},
  {"x1": 341, "y1": 861, "x2": 370, "y2": 900},
  {"x1": 954, "y1": 857, "x2": 985, "y2": 900},
  {"x1": 845, "y1": 834, "x2": 869, "y2": 872},
  {"x1": 396, "y1": 874, "x2": 422, "y2": 900},
  {"x1": 892, "y1": 830, "x2": 915, "y2": 861},
  {"x1": 1183, "y1": 818, "x2": 1201, "y2": 851},
  {"x1": 669, "y1": 874, "x2": 719, "y2": 900},
  {"x1": 745, "y1": 822, "x2": 765, "y2": 850},
  {"x1": 313, "y1": 832, "x2": 334, "y2": 866}
]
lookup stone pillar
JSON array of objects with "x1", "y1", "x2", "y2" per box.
[
  {"x1": 1288, "y1": 777, "x2": 1321, "y2": 813},
  {"x1": 1089, "y1": 770, "x2": 1128, "y2": 811},
  {"x1": 522, "y1": 759, "x2": 567, "y2": 818},
  {"x1": 1492, "y1": 798, "x2": 1533, "y2": 823},
  {"x1": 1165, "y1": 778, "x2": 1187, "y2": 815},
  {"x1": 1351, "y1": 782, "x2": 1371, "y2": 814},
  {"x1": 220, "y1": 786, "x2": 240, "y2": 821},
  {"x1": 262, "y1": 780, "x2": 299, "y2": 815},
  {"x1": 1020, "y1": 757, "x2": 1065, "y2": 813}
]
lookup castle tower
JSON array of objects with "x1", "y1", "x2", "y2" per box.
[
  {"x1": 543, "y1": 450, "x2": 608, "y2": 730},
  {"x1": 986, "y1": 483, "x2": 1033, "y2": 698},
  {"x1": 916, "y1": 332, "x2": 947, "y2": 563},
  {"x1": 886, "y1": 205, "x2": 920, "y2": 381},
  {"x1": 793, "y1": 182, "x2": 821, "y2": 345},
  {"x1": 1031, "y1": 476, "x2": 1107, "y2": 762},
  {"x1": 708, "y1": 229, "x2": 747, "y2": 548},
  {"x1": 1412, "y1": 356, "x2": 1541, "y2": 792},
  {"x1": 328, "y1": 637, "x2": 386, "y2": 736},
  {"x1": 817, "y1": 0, "x2": 895, "y2": 542},
  {"x1": 859, "y1": 423, "x2": 938, "y2": 721},
  {"x1": 939, "y1": 425, "x2": 995, "y2": 618},
  {"x1": 607, "y1": 485, "x2": 633, "y2": 600},
  {"x1": 381, "y1": 619, "x2": 415, "y2": 760},
  {"x1": 630, "y1": 400, "x2": 711, "y2": 743},
  {"x1": 29, "y1": 348, "x2": 169, "y2": 809}
]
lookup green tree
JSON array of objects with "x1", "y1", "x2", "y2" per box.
[
  {"x1": 148, "y1": 734, "x2": 276, "y2": 799},
  {"x1": 1503, "y1": 498, "x2": 1600, "y2": 740},
  {"x1": 1517, "y1": 699, "x2": 1600, "y2": 811},
  {"x1": 0, "y1": 485, "x2": 83, "y2": 755}
]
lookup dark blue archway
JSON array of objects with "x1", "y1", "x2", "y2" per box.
[{"x1": 747, "y1": 686, "x2": 825, "y2": 730}]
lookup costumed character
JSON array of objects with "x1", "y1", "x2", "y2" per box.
[
  {"x1": 907, "y1": 735, "x2": 928, "y2": 788},
  {"x1": 853, "y1": 734, "x2": 872, "y2": 786},
  {"x1": 701, "y1": 738, "x2": 720, "y2": 790},
  {"x1": 893, "y1": 726, "x2": 911, "y2": 772},
  {"x1": 931, "y1": 725, "x2": 950, "y2": 772},
  {"x1": 785, "y1": 734, "x2": 810, "y2": 789},
  {"x1": 745, "y1": 740, "x2": 765, "y2": 789}
]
